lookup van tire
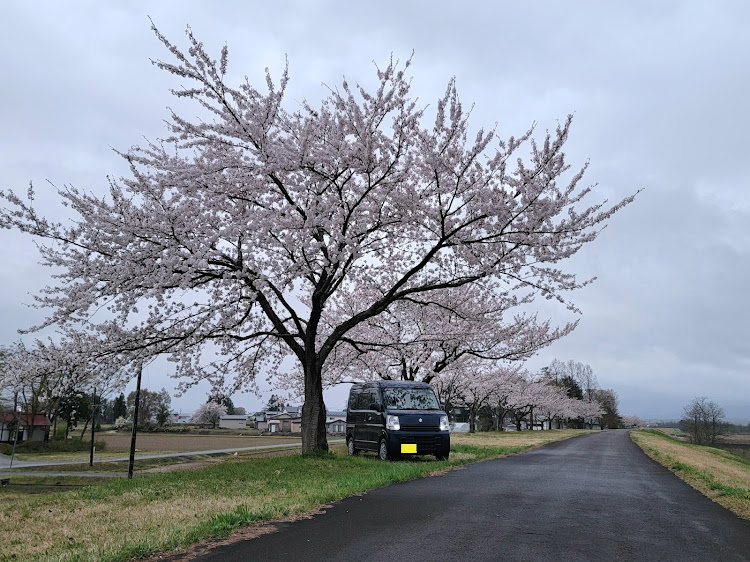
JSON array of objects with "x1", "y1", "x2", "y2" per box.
[
  {"x1": 436, "y1": 451, "x2": 449, "y2": 461},
  {"x1": 347, "y1": 436, "x2": 358, "y2": 456},
  {"x1": 378, "y1": 439, "x2": 390, "y2": 461}
]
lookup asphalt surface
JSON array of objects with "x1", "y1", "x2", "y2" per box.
[{"x1": 173, "y1": 430, "x2": 750, "y2": 562}]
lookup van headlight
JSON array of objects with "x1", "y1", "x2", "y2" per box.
[
  {"x1": 386, "y1": 415, "x2": 400, "y2": 430},
  {"x1": 440, "y1": 415, "x2": 450, "y2": 432}
]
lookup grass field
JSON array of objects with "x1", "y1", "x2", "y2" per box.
[
  {"x1": 630, "y1": 429, "x2": 750, "y2": 520},
  {"x1": 0, "y1": 430, "x2": 590, "y2": 562}
]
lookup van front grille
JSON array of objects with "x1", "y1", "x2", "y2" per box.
[
  {"x1": 400, "y1": 424, "x2": 439, "y2": 432},
  {"x1": 400, "y1": 436, "x2": 443, "y2": 446}
]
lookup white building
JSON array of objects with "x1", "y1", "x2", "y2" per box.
[{"x1": 219, "y1": 414, "x2": 248, "y2": 430}]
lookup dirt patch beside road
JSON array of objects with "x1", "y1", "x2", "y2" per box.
[{"x1": 97, "y1": 434, "x2": 301, "y2": 452}]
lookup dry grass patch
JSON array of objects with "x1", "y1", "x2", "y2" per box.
[
  {"x1": 717, "y1": 434, "x2": 750, "y2": 445},
  {"x1": 631, "y1": 429, "x2": 750, "y2": 520}
]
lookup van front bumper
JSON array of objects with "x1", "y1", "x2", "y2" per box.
[{"x1": 386, "y1": 431, "x2": 450, "y2": 456}]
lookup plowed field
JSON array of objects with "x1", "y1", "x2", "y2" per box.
[{"x1": 96, "y1": 433, "x2": 301, "y2": 452}]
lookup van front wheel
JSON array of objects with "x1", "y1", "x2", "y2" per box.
[
  {"x1": 347, "y1": 436, "x2": 358, "y2": 456},
  {"x1": 378, "y1": 439, "x2": 390, "y2": 461}
]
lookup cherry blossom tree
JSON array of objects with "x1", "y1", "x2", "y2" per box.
[
  {"x1": 533, "y1": 382, "x2": 573, "y2": 430},
  {"x1": 191, "y1": 400, "x2": 228, "y2": 428},
  {"x1": 620, "y1": 415, "x2": 642, "y2": 428},
  {"x1": 0, "y1": 25, "x2": 637, "y2": 452},
  {"x1": 503, "y1": 372, "x2": 548, "y2": 430},
  {"x1": 1, "y1": 341, "x2": 92, "y2": 421},
  {"x1": 452, "y1": 362, "x2": 500, "y2": 433},
  {"x1": 319, "y1": 283, "x2": 576, "y2": 386}
]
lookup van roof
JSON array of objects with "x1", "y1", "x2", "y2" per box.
[{"x1": 351, "y1": 380, "x2": 432, "y2": 389}]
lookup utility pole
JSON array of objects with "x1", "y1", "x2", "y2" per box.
[
  {"x1": 89, "y1": 387, "x2": 97, "y2": 467},
  {"x1": 128, "y1": 364, "x2": 142, "y2": 479}
]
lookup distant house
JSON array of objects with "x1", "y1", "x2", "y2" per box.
[
  {"x1": 284, "y1": 405, "x2": 301, "y2": 416},
  {"x1": 0, "y1": 413, "x2": 52, "y2": 443},
  {"x1": 219, "y1": 415, "x2": 248, "y2": 430},
  {"x1": 254, "y1": 412, "x2": 268, "y2": 431},
  {"x1": 255, "y1": 404, "x2": 303, "y2": 433},
  {"x1": 267, "y1": 412, "x2": 301, "y2": 433},
  {"x1": 326, "y1": 410, "x2": 346, "y2": 435},
  {"x1": 171, "y1": 412, "x2": 192, "y2": 424}
]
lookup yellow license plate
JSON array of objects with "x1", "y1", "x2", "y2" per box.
[{"x1": 401, "y1": 444, "x2": 417, "y2": 454}]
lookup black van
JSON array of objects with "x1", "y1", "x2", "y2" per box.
[{"x1": 346, "y1": 380, "x2": 450, "y2": 460}]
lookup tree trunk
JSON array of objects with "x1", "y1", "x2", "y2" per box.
[
  {"x1": 301, "y1": 354, "x2": 328, "y2": 453},
  {"x1": 468, "y1": 405, "x2": 476, "y2": 433}
]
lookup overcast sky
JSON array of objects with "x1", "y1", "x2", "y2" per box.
[{"x1": 1, "y1": 1, "x2": 748, "y2": 421}]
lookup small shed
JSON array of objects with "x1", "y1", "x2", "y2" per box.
[
  {"x1": 0, "y1": 413, "x2": 52, "y2": 443},
  {"x1": 219, "y1": 415, "x2": 248, "y2": 430}
]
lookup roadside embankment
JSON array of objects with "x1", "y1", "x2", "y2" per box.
[{"x1": 630, "y1": 429, "x2": 750, "y2": 520}]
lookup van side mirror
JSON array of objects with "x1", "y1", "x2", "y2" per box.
[
  {"x1": 369, "y1": 402, "x2": 382, "y2": 412},
  {"x1": 439, "y1": 403, "x2": 445, "y2": 411}
]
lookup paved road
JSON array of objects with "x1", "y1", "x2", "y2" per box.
[{"x1": 173, "y1": 430, "x2": 750, "y2": 561}]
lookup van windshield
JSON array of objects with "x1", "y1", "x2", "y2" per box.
[{"x1": 383, "y1": 388, "x2": 440, "y2": 410}]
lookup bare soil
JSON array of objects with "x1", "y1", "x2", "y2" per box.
[{"x1": 96, "y1": 433, "x2": 301, "y2": 452}]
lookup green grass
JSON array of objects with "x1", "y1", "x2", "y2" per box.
[
  {"x1": 5, "y1": 456, "x2": 204, "y2": 474},
  {"x1": 0, "y1": 431, "x2": 584, "y2": 562},
  {"x1": 631, "y1": 429, "x2": 750, "y2": 519},
  {"x1": 669, "y1": 461, "x2": 750, "y2": 500}
]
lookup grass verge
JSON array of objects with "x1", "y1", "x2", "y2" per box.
[
  {"x1": 0, "y1": 430, "x2": 588, "y2": 561},
  {"x1": 630, "y1": 429, "x2": 750, "y2": 520}
]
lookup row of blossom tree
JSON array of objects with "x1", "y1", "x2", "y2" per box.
[
  {"x1": 0, "y1": 24, "x2": 637, "y2": 452},
  {"x1": 370, "y1": 358, "x2": 618, "y2": 432}
]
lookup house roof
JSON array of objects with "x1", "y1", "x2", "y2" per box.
[
  {"x1": 1, "y1": 413, "x2": 52, "y2": 427},
  {"x1": 268, "y1": 412, "x2": 301, "y2": 420}
]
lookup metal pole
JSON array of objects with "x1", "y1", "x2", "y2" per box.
[
  {"x1": 128, "y1": 364, "x2": 142, "y2": 479},
  {"x1": 89, "y1": 387, "x2": 97, "y2": 467}
]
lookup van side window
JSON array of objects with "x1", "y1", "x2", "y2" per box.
[{"x1": 355, "y1": 391, "x2": 371, "y2": 410}]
